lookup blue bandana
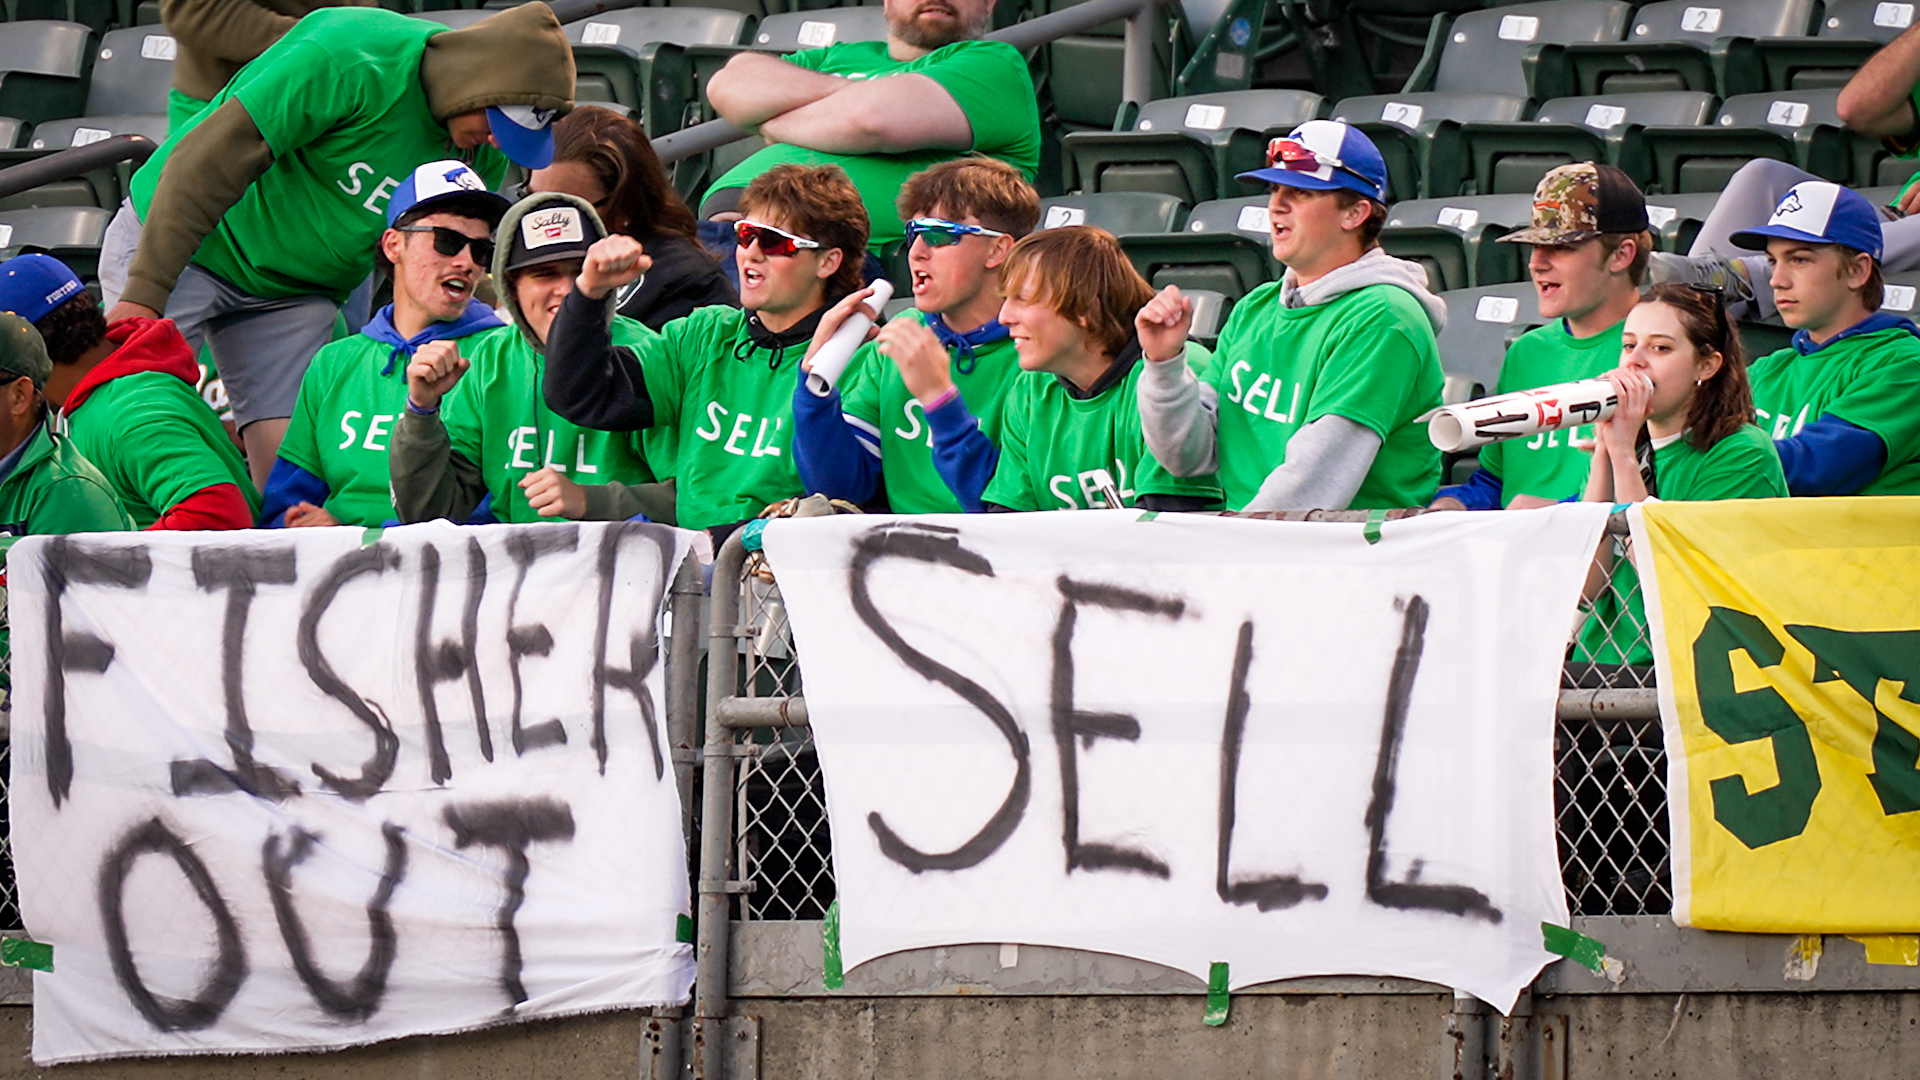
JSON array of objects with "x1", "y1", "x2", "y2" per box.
[
  {"x1": 364, "y1": 300, "x2": 505, "y2": 375},
  {"x1": 924, "y1": 312, "x2": 1011, "y2": 375}
]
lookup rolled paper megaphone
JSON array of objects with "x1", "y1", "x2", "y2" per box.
[
  {"x1": 1423, "y1": 378, "x2": 1619, "y2": 453},
  {"x1": 804, "y1": 279, "x2": 895, "y2": 396}
]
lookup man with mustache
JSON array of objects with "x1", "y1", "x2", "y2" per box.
[{"x1": 702, "y1": 0, "x2": 1040, "y2": 256}]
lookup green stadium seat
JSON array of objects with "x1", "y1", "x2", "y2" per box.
[
  {"x1": 1551, "y1": 0, "x2": 1819, "y2": 99},
  {"x1": 1038, "y1": 191, "x2": 1187, "y2": 235},
  {"x1": 27, "y1": 111, "x2": 164, "y2": 148},
  {"x1": 1061, "y1": 89, "x2": 1323, "y2": 203},
  {"x1": 0, "y1": 204, "x2": 111, "y2": 283},
  {"x1": 1379, "y1": 193, "x2": 1535, "y2": 291},
  {"x1": 1120, "y1": 194, "x2": 1277, "y2": 298},
  {"x1": 1754, "y1": 0, "x2": 1911, "y2": 92},
  {"x1": 0, "y1": 117, "x2": 22, "y2": 148},
  {"x1": 12, "y1": 0, "x2": 114, "y2": 34},
  {"x1": 1642, "y1": 191, "x2": 1722, "y2": 253},
  {"x1": 1638, "y1": 88, "x2": 1848, "y2": 194},
  {"x1": 1185, "y1": 287, "x2": 1231, "y2": 348},
  {"x1": 1877, "y1": 271, "x2": 1920, "y2": 320},
  {"x1": 1435, "y1": 281, "x2": 1543, "y2": 396},
  {"x1": 566, "y1": 9, "x2": 751, "y2": 138},
  {"x1": 85, "y1": 27, "x2": 175, "y2": 116},
  {"x1": 1444, "y1": 91, "x2": 1717, "y2": 196},
  {"x1": 1401, "y1": 1, "x2": 1632, "y2": 99},
  {"x1": 749, "y1": 7, "x2": 886, "y2": 51},
  {"x1": 0, "y1": 20, "x2": 94, "y2": 125},
  {"x1": 1037, "y1": 0, "x2": 1177, "y2": 129},
  {"x1": 133, "y1": 0, "x2": 158, "y2": 25},
  {"x1": 1330, "y1": 92, "x2": 1527, "y2": 201}
]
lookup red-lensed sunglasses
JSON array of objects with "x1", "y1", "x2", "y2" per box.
[
  {"x1": 734, "y1": 219, "x2": 822, "y2": 258},
  {"x1": 1265, "y1": 137, "x2": 1372, "y2": 187}
]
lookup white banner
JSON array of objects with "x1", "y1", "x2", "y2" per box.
[
  {"x1": 8, "y1": 522, "x2": 699, "y2": 1064},
  {"x1": 763, "y1": 507, "x2": 1612, "y2": 1013}
]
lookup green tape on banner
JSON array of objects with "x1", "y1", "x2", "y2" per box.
[
  {"x1": 740, "y1": 518, "x2": 768, "y2": 552},
  {"x1": 1362, "y1": 509, "x2": 1387, "y2": 545},
  {"x1": 1, "y1": 937, "x2": 52, "y2": 972},
  {"x1": 676, "y1": 914, "x2": 694, "y2": 944},
  {"x1": 1542, "y1": 922, "x2": 1607, "y2": 972},
  {"x1": 1137, "y1": 510, "x2": 1160, "y2": 522},
  {"x1": 1203, "y1": 961, "x2": 1229, "y2": 1026},
  {"x1": 360, "y1": 526, "x2": 384, "y2": 548},
  {"x1": 822, "y1": 900, "x2": 844, "y2": 989}
]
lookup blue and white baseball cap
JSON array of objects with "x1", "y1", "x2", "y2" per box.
[
  {"x1": 0, "y1": 252, "x2": 84, "y2": 324},
  {"x1": 486, "y1": 104, "x2": 560, "y2": 170},
  {"x1": 386, "y1": 159, "x2": 512, "y2": 227},
  {"x1": 1236, "y1": 119, "x2": 1388, "y2": 202},
  {"x1": 1729, "y1": 181, "x2": 1883, "y2": 262}
]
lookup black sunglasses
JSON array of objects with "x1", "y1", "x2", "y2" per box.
[{"x1": 396, "y1": 225, "x2": 495, "y2": 266}]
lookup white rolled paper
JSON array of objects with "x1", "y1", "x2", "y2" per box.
[
  {"x1": 805, "y1": 278, "x2": 895, "y2": 396},
  {"x1": 1425, "y1": 378, "x2": 1618, "y2": 453}
]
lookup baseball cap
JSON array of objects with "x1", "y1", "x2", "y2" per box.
[
  {"x1": 0, "y1": 253, "x2": 84, "y2": 325},
  {"x1": 387, "y1": 160, "x2": 511, "y2": 227},
  {"x1": 487, "y1": 104, "x2": 560, "y2": 170},
  {"x1": 1729, "y1": 181, "x2": 1883, "y2": 261},
  {"x1": 503, "y1": 192, "x2": 606, "y2": 273},
  {"x1": 0, "y1": 312, "x2": 51, "y2": 388},
  {"x1": 1236, "y1": 120, "x2": 1388, "y2": 202},
  {"x1": 1498, "y1": 163, "x2": 1649, "y2": 246}
]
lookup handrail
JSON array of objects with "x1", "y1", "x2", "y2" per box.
[
  {"x1": 0, "y1": 135, "x2": 156, "y2": 202},
  {"x1": 652, "y1": 0, "x2": 1174, "y2": 164},
  {"x1": 546, "y1": 0, "x2": 645, "y2": 26}
]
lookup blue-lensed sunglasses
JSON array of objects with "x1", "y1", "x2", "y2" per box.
[{"x1": 906, "y1": 217, "x2": 1009, "y2": 247}]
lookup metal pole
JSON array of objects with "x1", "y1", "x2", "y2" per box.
[
  {"x1": 1442, "y1": 991, "x2": 1490, "y2": 1080},
  {"x1": 666, "y1": 553, "x2": 706, "y2": 843},
  {"x1": 653, "y1": 0, "x2": 1174, "y2": 163},
  {"x1": 692, "y1": 533, "x2": 750, "y2": 1079}
]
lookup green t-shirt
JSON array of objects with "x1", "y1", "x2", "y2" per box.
[
  {"x1": 0, "y1": 423, "x2": 133, "y2": 536},
  {"x1": 131, "y1": 8, "x2": 506, "y2": 301},
  {"x1": 66, "y1": 371, "x2": 257, "y2": 529},
  {"x1": 440, "y1": 323, "x2": 660, "y2": 524},
  {"x1": 1479, "y1": 319, "x2": 1621, "y2": 505},
  {"x1": 167, "y1": 87, "x2": 210, "y2": 135},
  {"x1": 1575, "y1": 424, "x2": 1787, "y2": 666},
  {"x1": 624, "y1": 306, "x2": 812, "y2": 529},
  {"x1": 708, "y1": 39, "x2": 1041, "y2": 252},
  {"x1": 1208, "y1": 281, "x2": 1443, "y2": 510},
  {"x1": 1749, "y1": 325, "x2": 1920, "y2": 496},
  {"x1": 982, "y1": 356, "x2": 1223, "y2": 511},
  {"x1": 838, "y1": 310, "x2": 1021, "y2": 513},
  {"x1": 280, "y1": 326, "x2": 497, "y2": 527}
]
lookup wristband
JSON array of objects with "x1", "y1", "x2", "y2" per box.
[
  {"x1": 406, "y1": 398, "x2": 440, "y2": 416},
  {"x1": 922, "y1": 384, "x2": 961, "y2": 412}
]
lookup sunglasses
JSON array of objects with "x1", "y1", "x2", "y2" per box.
[
  {"x1": 735, "y1": 219, "x2": 822, "y2": 258},
  {"x1": 1265, "y1": 137, "x2": 1375, "y2": 189},
  {"x1": 906, "y1": 217, "x2": 1009, "y2": 247},
  {"x1": 396, "y1": 225, "x2": 495, "y2": 266}
]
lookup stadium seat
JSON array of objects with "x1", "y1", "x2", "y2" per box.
[
  {"x1": 1037, "y1": 0, "x2": 1177, "y2": 130},
  {"x1": 0, "y1": 20, "x2": 94, "y2": 125},
  {"x1": 27, "y1": 111, "x2": 165, "y2": 149},
  {"x1": 566, "y1": 8, "x2": 751, "y2": 138},
  {"x1": 1434, "y1": 281, "x2": 1543, "y2": 396},
  {"x1": 85, "y1": 27, "x2": 175, "y2": 117},
  {"x1": 1330, "y1": 93, "x2": 1527, "y2": 201},
  {"x1": 1551, "y1": 0, "x2": 1819, "y2": 99},
  {"x1": 1186, "y1": 286, "x2": 1230, "y2": 348},
  {"x1": 1120, "y1": 194, "x2": 1277, "y2": 298},
  {"x1": 1038, "y1": 191, "x2": 1187, "y2": 235},
  {"x1": 1638, "y1": 88, "x2": 1848, "y2": 194},
  {"x1": 1378, "y1": 193, "x2": 1534, "y2": 291},
  {"x1": 1754, "y1": 0, "x2": 1911, "y2": 91},
  {"x1": 12, "y1": 0, "x2": 114, "y2": 34},
  {"x1": 749, "y1": 7, "x2": 886, "y2": 51},
  {"x1": 0, "y1": 117, "x2": 23, "y2": 148},
  {"x1": 1400, "y1": 1, "x2": 1632, "y2": 99},
  {"x1": 1642, "y1": 191, "x2": 1722, "y2": 253},
  {"x1": 1442, "y1": 92, "x2": 1718, "y2": 197},
  {"x1": 1879, "y1": 271, "x2": 1920, "y2": 321},
  {"x1": 1061, "y1": 90, "x2": 1323, "y2": 203},
  {"x1": 0, "y1": 204, "x2": 112, "y2": 283}
]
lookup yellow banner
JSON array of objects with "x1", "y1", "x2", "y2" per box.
[{"x1": 1639, "y1": 499, "x2": 1920, "y2": 932}]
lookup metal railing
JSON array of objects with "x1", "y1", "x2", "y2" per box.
[{"x1": 0, "y1": 135, "x2": 156, "y2": 203}]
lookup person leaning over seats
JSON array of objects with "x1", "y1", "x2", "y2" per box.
[
  {"x1": 792, "y1": 156, "x2": 1037, "y2": 513},
  {"x1": 389, "y1": 192, "x2": 672, "y2": 526},
  {"x1": 0, "y1": 314, "x2": 131, "y2": 536},
  {"x1": 0, "y1": 254, "x2": 253, "y2": 530},
  {"x1": 158, "y1": 0, "x2": 376, "y2": 134},
  {"x1": 97, "y1": 3, "x2": 574, "y2": 491},
  {"x1": 537, "y1": 164, "x2": 870, "y2": 536},
  {"x1": 525, "y1": 105, "x2": 738, "y2": 330},
  {"x1": 1726, "y1": 182, "x2": 1920, "y2": 497},
  {"x1": 976, "y1": 226, "x2": 1221, "y2": 512},
  {"x1": 261, "y1": 161, "x2": 510, "y2": 528},
  {"x1": 701, "y1": 0, "x2": 1040, "y2": 256},
  {"x1": 1433, "y1": 163, "x2": 1651, "y2": 511},
  {"x1": 1134, "y1": 120, "x2": 1445, "y2": 512}
]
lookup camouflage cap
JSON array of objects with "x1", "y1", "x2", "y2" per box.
[
  {"x1": 0, "y1": 312, "x2": 49, "y2": 389},
  {"x1": 1498, "y1": 163, "x2": 1649, "y2": 246}
]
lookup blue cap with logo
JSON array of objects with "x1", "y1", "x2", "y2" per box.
[
  {"x1": 387, "y1": 159, "x2": 512, "y2": 227},
  {"x1": 1729, "y1": 181, "x2": 1883, "y2": 262},
  {"x1": 0, "y1": 252, "x2": 84, "y2": 325},
  {"x1": 486, "y1": 104, "x2": 560, "y2": 170},
  {"x1": 1236, "y1": 119, "x2": 1388, "y2": 202}
]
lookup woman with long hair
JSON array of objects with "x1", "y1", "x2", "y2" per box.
[
  {"x1": 527, "y1": 105, "x2": 737, "y2": 328},
  {"x1": 1572, "y1": 282, "x2": 1787, "y2": 676}
]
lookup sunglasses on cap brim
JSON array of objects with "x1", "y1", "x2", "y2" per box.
[
  {"x1": 735, "y1": 220, "x2": 822, "y2": 258},
  {"x1": 396, "y1": 225, "x2": 496, "y2": 266},
  {"x1": 1265, "y1": 137, "x2": 1374, "y2": 189},
  {"x1": 906, "y1": 217, "x2": 1009, "y2": 247}
]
